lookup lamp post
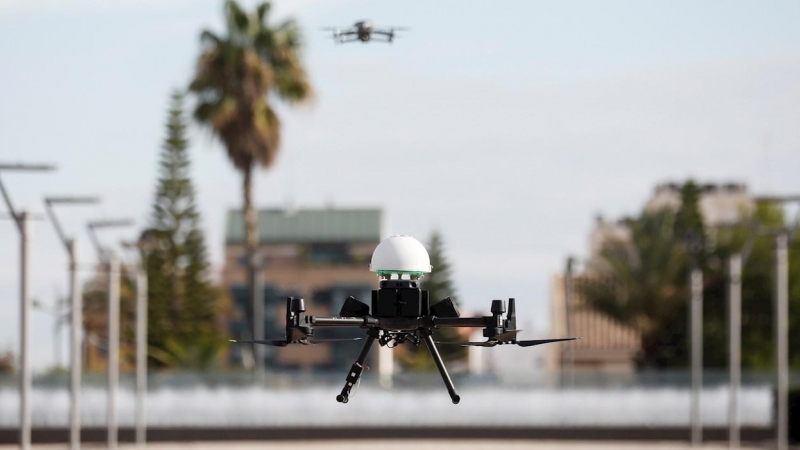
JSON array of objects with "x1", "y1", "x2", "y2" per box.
[
  {"x1": 727, "y1": 253, "x2": 742, "y2": 449},
  {"x1": 44, "y1": 196, "x2": 100, "y2": 450},
  {"x1": 753, "y1": 195, "x2": 800, "y2": 450},
  {"x1": 121, "y1": 229, "x2": 157, "y2": 448},
  {"x1": 690, "y1": 265, "x2": 703, "y2": 446},
  {"x1": 0, "y1": 162, "x2": 57, "y2": 450},
  {"x1": 563, "y1": 256, "x2": 576, "y2": 388},
  {"x1": 87, "y1": 219, "x2": 133, "y2": 450}
]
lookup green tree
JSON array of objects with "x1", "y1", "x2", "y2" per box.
[
  {"x1": 399, "y1": 231, "x2": 466, "y2": 370},
  {"x1": 144, "y1": 91, "x2": 224, "y2": 369},
  {"x1": 580, "y1": 182, "x2": 800, "y2": 370},
  {"x1": 188, "y1": 0, "x2": 312, "y2": 347},
  {"x1": 81, "y1": 266, "x2": 137, "y2": 372},
  {"x1": 0, "y1": 350, "x2": 14, "y2": 374},
  {"x1": 579, "y1": 209, "x2": 688, "y2": 368}
]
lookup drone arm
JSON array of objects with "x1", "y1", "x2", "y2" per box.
[
  {"x1": 311, "y1": 316, "x2": 378, "y2": 327},
  {"x1": 432, "y1": 317, "x2": 487, "y2": 328}
]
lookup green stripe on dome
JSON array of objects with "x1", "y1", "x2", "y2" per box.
[{"x1": 375, "y1": 269, "x2": 425, "y2": 277}]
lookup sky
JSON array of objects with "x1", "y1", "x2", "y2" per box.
[{"x1": 1, "y1": 0, "x2": 800, "y2": 371}]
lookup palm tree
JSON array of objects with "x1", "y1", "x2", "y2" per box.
[
  {"x1": 578, "y1": 209, "x2": 689, "y2": 367},
  {"x1": 189, "y1": 0, "x2": 312, "y2": 364}
]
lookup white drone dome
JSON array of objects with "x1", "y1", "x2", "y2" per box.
[{"x1": 370, "y1": 235, "x2": 432, "y2": 275}]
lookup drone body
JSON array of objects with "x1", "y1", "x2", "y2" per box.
[
  {"x1": 233, "y1": 235, "x2": 577, "y2": 404},
  {"x1": 323, "y1": 21, "x2": 407, "y2": 44}
]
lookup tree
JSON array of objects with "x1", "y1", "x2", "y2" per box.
[
  {"x1": 0, "y1": 350, "x2": 13, "y2": 374},
  {"x1": 579, "y1": 209, "x2": 689, "y2": 368},
  {"x1": 398, "y1": 231, "x2": 467, "y2": 370},
  {"x1": 580, "y1": 181, "x2": 800, "y2": 370},
  {"x1": 188, "y1": 0, "x2": 312, "y2": 355},
  {"x1": 144, "y1": 91, "x2": 224, "y2": 369},
  {"x1": 81, "y1": 266, "x2": 137, "y2": 372}
]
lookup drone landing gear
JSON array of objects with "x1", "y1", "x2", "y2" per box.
[
  {"x1": 421, "y1": 330, "x2": 461, "y2": 404},
  {"x1": 336, "y1": 329, "x2": 378, "y2": 404}
]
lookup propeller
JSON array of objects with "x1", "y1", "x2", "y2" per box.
[
  {"x1": 437, "y1": 337, "x2": 579, "y2": 348},
  {"x1": 517, "y1": 337, "x2": 580, "y2": 347},
  {"x1": 231, "y1": 339, "x2": 290, "y2": 347},
  {"x1": 230, "y1": 337, "x2": 362, "y2": 347}
]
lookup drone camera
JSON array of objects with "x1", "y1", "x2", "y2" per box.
[{"x1": 372, "y1": 279, "x2": 430, "y2": 318}]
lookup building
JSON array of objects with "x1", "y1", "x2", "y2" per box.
[
  {"x1": 645, "y1": 182, "x2": 752, "y2": 227},
  {"x1": 222, "y1": 207, "x2": 384, "y2": 371},
  {"x1": 545, "y1": 272, "x2": 641, "y2": 374}
]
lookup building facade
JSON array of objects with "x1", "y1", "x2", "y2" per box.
[{"x1": 222, "y1": 207, "x2": 384, "y2": 370}]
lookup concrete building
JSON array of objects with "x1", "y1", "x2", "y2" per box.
[{"x1": 222, "y1": 207, "x2": 384, "y2": 371}]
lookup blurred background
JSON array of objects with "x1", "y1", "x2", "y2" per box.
[{"x1": 1, "y1": 0, "x2": 800, "y2": 448}]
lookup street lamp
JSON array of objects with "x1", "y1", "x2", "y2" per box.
[
  {"x1": 121, "y1": 229, "x2": 158, "y2": 447},
  {"x1": 753, "y1": 195, "x2": 800, "y2": 450},
  {"x1": 0, "y1": 162, "x2": 57, "y2": 450},
  {"x1": 45, "y1": 195, "x2": 100, "y2": 450},
  {"x1": 86, "y1": 218, "x2": 133, "y2": 450}
]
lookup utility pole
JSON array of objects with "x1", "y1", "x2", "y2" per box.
[
  {"x1": 45, "y1": 195, "x2": 100, "y2": 450},
  {"x1": 0, "y1": 162, "x2": 57, "y2": 450}
]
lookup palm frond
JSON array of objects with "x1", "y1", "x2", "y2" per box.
[
  {"x1": 200, "y1": 30, "x2": 223, "y2": 47},
  {"x1": 225, "y1": 0, "x2": 250, "y2": 38},
  {"x1": 256, "y1": 2, "x2": 271, "y2": 26}
]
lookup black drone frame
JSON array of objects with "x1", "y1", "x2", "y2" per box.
[{"x1": 234, "y1": 279, "x2": 577, "y2": 404}]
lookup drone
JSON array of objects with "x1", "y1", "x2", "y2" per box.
[
  {"x1": 323, "y1": 21, "x2": 407, "y2": 44},
  {"x1": 232, "y1": 235, "x2": 578, "y2": 404}
]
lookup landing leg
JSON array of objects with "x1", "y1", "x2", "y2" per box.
[
  {"x1": 336, "y1": 329, "x2": 377, "y2": 403},
  {"x1": 422, "y1": 330, "x2": 461, "y2": 404}
]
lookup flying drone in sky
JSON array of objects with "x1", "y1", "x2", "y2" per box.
[
  {"x1": 232, "y1": 235, "x2": 578, "y2": 404},
  {"x1": 323, "y1": 21, "x2": 408, "y2": 44}
]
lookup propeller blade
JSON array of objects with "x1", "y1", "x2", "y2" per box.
[
  {"x1": 229, "y1": 339, "x2": 289, "y2": 347},
  {"x1": 305, "y1": 337, "x2": 363, "y2": 345},
  {"x1": 516, "y1": 337, "x2": 580, "y2": 348},
  {"x1": 436, "y1": 341, "x2": 498, "y2": 347}
]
